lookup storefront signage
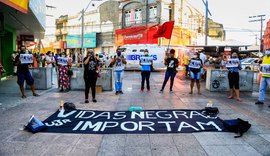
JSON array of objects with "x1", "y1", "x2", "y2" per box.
[
  {"x1": 0, "y1": 0, "x2": 29, "y2": 14},
  {"x1": 66, "y1": 33, "x2": 96, "y2": 48}
]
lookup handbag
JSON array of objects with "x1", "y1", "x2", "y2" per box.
[{"x1": 67, "y1": 68, "x2": 73, "y2": 76}]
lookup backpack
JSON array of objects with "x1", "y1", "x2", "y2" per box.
[
  {"x1": 223, "y1": 118, "x2": 251, "y2": 138},
  {"x1": 63, "y1": 102, "x2": 76, "y2": 111},
  {"x1": 202, "y1": 107, "x2": 219, "y2": 116}
]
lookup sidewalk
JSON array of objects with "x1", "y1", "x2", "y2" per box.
[{"x1": 0, "y1": 71, "x2": 270, "y2": 156}]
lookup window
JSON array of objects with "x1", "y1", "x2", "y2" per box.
[
  {"x1": 132, "y1": 49, "x2": 137, "y2": 52},
  {"x1": 149, "y1": 6, "x2": 157, "y2": 22},
  {"x1": 135, "y1": 9, "x2": 142, "y2": 24},
  {"x1": 125, "y1": 10, "x2": 131, "y2": 26}
]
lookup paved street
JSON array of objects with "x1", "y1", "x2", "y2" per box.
[{"x1": 1, "y1": 71, "x2": 270, "y2": 156}]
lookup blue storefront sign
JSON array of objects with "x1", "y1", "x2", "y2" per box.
[{"x1": 66, "y1": 33, "x2": 96, "y2": 48}]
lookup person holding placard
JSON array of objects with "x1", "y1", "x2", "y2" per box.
[
  {"x1": 226, "y1": 52, "x2": 241, "y2": 101},
  {"x1": 189, "y1": 52, "x2": 203, "y2": 95},
  {"x1": 111, "y1": 49, "x2": 127, "y2": 95},
  {"x1": 15, "y1": 45, "x2": 39, "y2": 98},
  {"x1": 255, "y1": 50, "x2": 270, "y2": 105},
  {"x1": 58, "y1": 52, "x2": 72, "y2": 92},
  {"x1": 139, "y1": 49, "x2": 153, "y2": 92},
  {"x1": 160, "y1": 49, "x2": 179, "y2": 93},
  {"x1": 83, "y1": 49, "x2": 100, "y2": 103}
]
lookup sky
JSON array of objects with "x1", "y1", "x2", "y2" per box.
[{"x1": 45, "y1": 0, "x2": 270, "y2": 45}]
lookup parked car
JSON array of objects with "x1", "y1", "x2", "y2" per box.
[{"x1": 241, "y1": 58, "x2": 259, "y2": 71}]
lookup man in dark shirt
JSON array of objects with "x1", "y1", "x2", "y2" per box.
[
  {"x1": 160, "y1": 49, "x2": 179, "y2": 93},
  {"x1": 15, "y1": 45, "x2": 39, "y2": 98}
]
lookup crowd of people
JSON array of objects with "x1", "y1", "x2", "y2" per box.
[{"x1": 2, "y1": 45, "x2": 270, "y2": 107}]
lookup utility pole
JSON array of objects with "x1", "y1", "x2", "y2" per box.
[
  {"x1": 201, "y1": 0, "x2": 212, "y2": 46},
  {"x1": 249, "y1": 14, "x2": 266, "y2": 52},
  {"x1": 79, "y1": 0, "x2": 95, "y2": 65}
]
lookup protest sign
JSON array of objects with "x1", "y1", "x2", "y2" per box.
[
  {"x1": 260, "y1": 64, "x2": 270, "y2": 74},
  {"x1": 189, "y1": 60, "x2": 201, "y2": 69},
  {"x1": 226, "y1": 59, "x2": 239, "y2": 68},
  {"x1": 140, "y1": 56, "x2": 153, "y2": 65},
  {"x1": 57, "y1": 57, "x2": 69, "y2": 65},
  {"x1": 20, "y1": 54, "x2": 33, "y2": 64}
]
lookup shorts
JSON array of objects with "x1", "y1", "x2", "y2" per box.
[
  {"x1": 190, "y1": 71, "x2": 201, "y2": 81},
  {"x1": 17, "y1": 71, "x2": 34, "y2": 86}
]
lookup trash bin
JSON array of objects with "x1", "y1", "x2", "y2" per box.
[
  {"x1": 206, "y1": 69, "x2": 254, "y2": 92},
  {"x1": 26, "y1": 67, "x2": 52, "y2": 90},
  {"x1": 70, "y1": 68, "x2": 113, "y2": 91}
]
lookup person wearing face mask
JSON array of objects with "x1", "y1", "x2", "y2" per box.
[
  {"x1": 255, "y1": 49, "x2": 270, "y2": 105},
  {"x1": 83, "y1": 49, "x2": 100, "y2": 103},
  {"x1": 139, "y1": 49, "x2": 153, "y2": 92},
  {"x1": 160, "y1": 49, "x2": 179, "y2": 93},
  {"x1": 227, "y1": 52, "x2": 241, "y2": 101},
  {"x1": 58, "y1": 52, "x2": 72, "y2": 92},
  {"x1": 110, "y1": 49, "x2": 127, "y2": 95},
  {"x1": 188, "y1": 52, "x2": 203, "y2": 94},
  {"x1": 14, "y1": 45, "x2": 39, "y2": 98},
  {"x1": 45, "y1": 51, "x2": 55, "y2": 84}
]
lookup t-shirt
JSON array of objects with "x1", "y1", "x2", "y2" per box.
[
  {"x1": 83, "y1": 56, "x2": 99, "y2": 75},
  {"x1": 114, "y1": 57, "x2": 125, "y2": 71},
  {"x1": 45, "y1": 56, "x2": 54, "y2": 68},
  {"x1": 140, "y1": 56, "x2": 152, "y2": 71},
  {"x1": 199, "y1": 53, "x2": 207, "y2": 65},
  {"x1": 166, "y1": 58, "x2": 179, "y2": 72},
  {"x1": 262, "y1": 56, "x2": 270, "y2": 78},
  {"x1": 189, "y1": 58, "x2": 203, "y2": 73},
  {"x1": 15, "y1": 54, "x2": 29, "y2": 73}
]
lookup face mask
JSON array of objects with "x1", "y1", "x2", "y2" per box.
[
  {"x1": 266, "y1": 50, "x2": 270, "y2": 55},
  {"x1": 117, "y1": 52, "x2": 121, "y2": 56},
  {"x1": 144, "y1": 52, "x2": 149, "y2": 55}
]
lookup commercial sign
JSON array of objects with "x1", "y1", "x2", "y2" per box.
[
  {"x1": 20, "y1": 35, "x2": 34, "y2": 41},
  {"x1": 29, "y1": 0, "x2": 46, "y2": 29},
  {"x1": 66, "y1": 33, "x2": 96, "y2": 48},
  {"x1": 0, "y1": 0, "x2": 29, "y2": 14},
  {"x1": 115, "y1": 26, "x2": 158, "y2": 46},
  {"x1": 52, "y1": 41, "x2": 66, "y2": 49}
]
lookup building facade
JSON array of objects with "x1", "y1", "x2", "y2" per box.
[
  {"x1": 263, "y1": 20, "x2": 270, "y2": 51},
  {"x1": 0, "y1": 0, "x2": 46, "y2": 76}
]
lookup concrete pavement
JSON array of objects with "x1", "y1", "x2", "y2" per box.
[{"x1": 0, "y1": 71, "x2": 270, "y2": 156}]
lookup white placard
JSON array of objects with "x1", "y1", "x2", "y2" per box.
[
  {"x1": 20, "y1": 54, "x2": 33, "y2": 64},
  {"x1": 188, "y1": 60, "x2": 201, "y2": 69},
  {"x1": 140, "y1": 56, "x2": 153, "y2": 65},
  {"x1": 225, "y1": 58, "x2": 239, "y2": 68},
  {"x1": 57, "y1": 57, "x2": 69, "y2": 65},
  {"x1": 259, "y1": 64, "x2": 270, "y2": 74}
]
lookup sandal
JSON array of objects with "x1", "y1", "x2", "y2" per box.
[
  {"x1": 227, "y1": 96, "x2": 233, "y2": 99},
  {"x1": 21, "y1": 95, "x2": 27, "y2": 98},
  {"x1": 33, "y1": 93, "x2": 40, "y2": 97}
]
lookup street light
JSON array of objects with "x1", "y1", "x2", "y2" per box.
[
  {"x1": 79, "y1": 0, "x2": 96, "y2": 66},
  {"x1": 201, "y1": 0, "x2": 212, "y2": 46},
  {"x1": 249, "y1": 14, "x2": 266, "y2": 52}
]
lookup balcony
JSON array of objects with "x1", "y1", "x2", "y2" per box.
[{"x1": 55, "y1": 29, "x2": 68, "y2": 36}]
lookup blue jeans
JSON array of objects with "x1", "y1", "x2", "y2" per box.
[
  {"x1": 161, "y1": 71, "x2": 177, "y2": 90},
  {"x1": 190, "y1": 71, "x2": 201, "y2": 81},
  {"x1": 259, "y1": 77, "x2": 270, "y2": 102},
  {"x1": 114, "y1": 70, "x2": 124, "y2": 91}
]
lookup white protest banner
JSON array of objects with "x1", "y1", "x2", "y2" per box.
[
  {"x1": 189, "y1": 60, "x2": 201, "y2": 69},
  {"x1": 57, "y1": 57, "x2": 69, "y2": 65},
  {"x1": 140, "y1": 56, "x2": 153, "y2": 65},
  {"x1": 259, "y1": 64, "x2": 270, "y2": 74},
  {"x1": 226, "y1": 58, "x2": 239, "y2": 68},
  {"x1": 20, "y1": 54, "x2": 33, "y2": 64}
]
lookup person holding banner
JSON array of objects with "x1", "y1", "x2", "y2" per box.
[
  {"x1": 58, "y1": 52, "x2": 72, "y2": 92},
  {"x1": 226, "y1": 52, "x2": 241, "y2": 101},
  {"x1": 160, "y1": 49, "x2": 179, "y2": 93},
  {"x1": 255, "y1": 50, "x2": 270, "y2": 105},
  {"x1": 139, "y1": 49, "x2": 153, "y2": 92},
  {"x1": 15, "y1": 45, "x2": 39, "y2": 98},
  {"x1": 189, "y1": 52, "x2": 203, "y2": 95},
  {"x1": 83, "y1": 49, "x2": 100, "y2": 103},
  {"x1": 111, "y1": 49, "x2": 127, "y2": 95}
]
